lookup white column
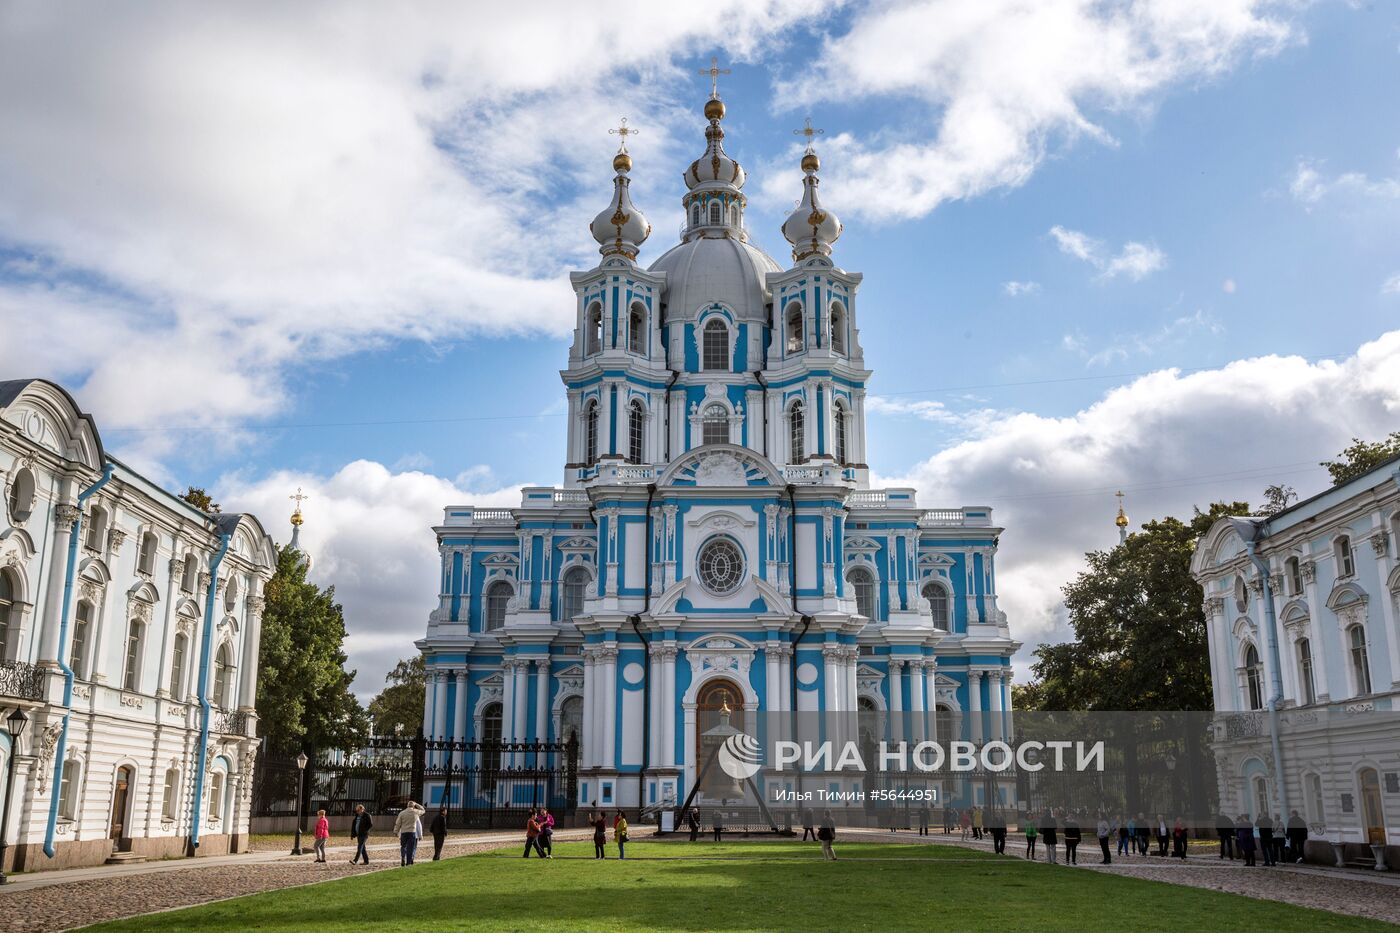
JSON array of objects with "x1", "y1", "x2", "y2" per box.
[
  {"x1": 38, "y1": 503, "x2": 80, "y2": 663},
  {"x1": 908, "y1": 659, "x2": 926, "y2": 742},
  {"x1": 421, "y1": 662, "x2": 435, "y2": 737},
  {"x1": 988, "y1": 670, "x2": 1004, "y2": 742},
  {"x1": 237, "y1": 587, "x2": 265, "y2": 712},
  {"x1": 601, "y1": 646, "x2": 618, "y2": 769},
  {"x1": 923, "y1": 658, "x2": 938, "y2": 744},
  {"x1": 433, "y1": 670, "x2": 449, "y2": 741},
  {"x1": 1300, "y1": 565, "x2": 1332, "y2": 700},
  {"x1": 1000, "y1": 668, "x2": 1013, "y2": 742},
  {"x1": 501, "y1": 661, "x2": 517, "y2": 748},
  {"x1": 661, "y1": 646, "x2": 677, "y2": 768},
  {"x1": 888, "y1": 659, "x2": 904, "y2": 746},
  {"x1": 513, "y1": 662, "x2": 529, "y2": 741},
  {"x1": 1372, "y1": 532, "x2": 1400, "y2": 688},
  {"x1": 454, "y1": 671, "x2": 469, "y2": 767},
  {"x1": 845, "y1": 647, "x2": 858, "y2": 715},
  {"x1": 534, "y1": 659, "x2": 549, "y2": 744},
  {"x1": 1203, "y1": 599, "x2": 1227, "y2": 710},
  {"x1": 648, "y1": 648, "x2": 663, "y2": 766},
  {"x1": 582, "y1": 650, "x2": 596, "y2": 768},
  {"x1": 967, "y1": 670, "x2": 983, "y2": 743},
  {"x1": 823, "y1": 646, "x2": 841, "y2": 712}
]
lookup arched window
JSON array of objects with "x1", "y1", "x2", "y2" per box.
[
  {"x1": 170, "y1": 630, "x2": 189, "y2": 698},
  {"x1": 788, "y1": 401, "x2": 805, "y2": 462},
  {"x1": 935, "y1": 704, "x2": 955, "y2": 743},
  {"x1": 785, "y1": 303, "x2": 803, "y2": 353},
  {"x1": 213, "y1": 643, "x2": 235, "y2": 709},
  {"x1": 849, "y1": 567, "x2": 876, "y2": 621},
  {"x1": 584, "y1": 400, "x2": 599, "y2": 466},
  {"x1": 701, "y1": 404, "x2": 729, "y2": 446},
  {"x1": 1243, "y1": 643, "x2": 1262, "y2": 711},
  {"x1": 123, "y1": 618, "x2": 144, "y2": 691},
  {"x1": 1251, "y1": 775, "x2": 1270, "y2": 819},
  {"x1": 922, "y1": 582, "x2": 949, "y2": 629},
  {"x1": 709, "y1": 201, "x2": 721, "y2": 225},
  {"x1": 1233, "y1": 576, "x2": 1248, "y2": 614},
  {"x1": 182, "y1": 554, "x2": 199, "y2": 594},
  {"x1": 0, "y1": 569, "x2": 16, "y2": 661},
  {"x1": 833, "y1": 400, "x2": 848, "y2": 465},
  {"x1": 223, "y1": 575, "x2": 239, "y2": 613},
  {"x1": 1296, "y1": 638, "x2": 1315, "y2": 706},
  {"x1": 560, "y1": 568, "x2": 588, "y2": 623},
  {"x1": 628, "y1": 400, "x2": 645, "y2": 464},
  {"x1": 1335, "y1": 536, "x2": 1354, "y2": 578},
  {"x1": 484, "y1": 581, "x2": 511, "y2": 631},
  {"x1": 691, "y1": 203, "x2": 701, "y2": 227},
  {"x1": 71, "y1": 599, "x2": 93, "y2": 676},
  {"x1": 628, "y1": 304, "x2": 645, "y2": 354},
  {"x1": 702, "y1": 319, "x2": 729, "y2": 371},
  {"x1": 481, "y1": 702, "x2": 504, "y2": 775},
  {"x1": 560, "y1": 695, "x2": 583, "y2": 752},
  {"x1": 5, "y1": 467, "x2": 35, "y2": 523},
  {"x1": 208, "y1": 769, "x2": 225, "y2": 821},
  {"x1": 1348, "y1": 624, "x2": 1372, "y2": 695},
  {"x1": 84, "y1": 505, "x2": 108, "y2": 552},
  {"x1": 830, "y1": 303, "x2": 846, "y2": 354},
  {"x1": 137, "y1": 531, "x2": 158, "y2": 576},
  {"x1": 585, "y1": 303, "x2": 602, "y2": 355},
  {"x1": 58, "y1": 758, "x2": 81, "y2": 820},
  {"x1": 1285, "y1": 556, "x2": 1302, "y2": 595},
  {"x1": 161, "y1": 767, "x2": 179, "y2": 820}
]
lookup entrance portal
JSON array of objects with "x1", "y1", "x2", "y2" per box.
[{"x1": 109, "y1": 766, "x2": 134, "y2": 852}]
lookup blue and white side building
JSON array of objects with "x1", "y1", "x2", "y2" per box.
[{"x1": 417, "y1": 91, "x2": 1019, "y2": 812}]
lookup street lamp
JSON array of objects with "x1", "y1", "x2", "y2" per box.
[
  {"x1": 0, "y1": 707, "x2": 31, "y2": 884},
  {"x1": 290, "y1": 751, "x2": 309, "y2": 856}
]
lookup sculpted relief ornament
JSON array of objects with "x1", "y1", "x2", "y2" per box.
[{"x1": 693, "y1": 452, "x2": 747, "y2": 487}]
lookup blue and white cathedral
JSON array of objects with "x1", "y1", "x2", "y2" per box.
[{"x1": 417, "y1": 86, "x2": 1019, "y2": 812}]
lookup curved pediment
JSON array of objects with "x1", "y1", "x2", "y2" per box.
[
  {"x1": 0, "y1": 379, "x2": 104, "y2": 469},
  {"x1": 659, "y1": 445, "x2": 783, "y2": 489}
]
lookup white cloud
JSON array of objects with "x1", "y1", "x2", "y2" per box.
[
  {"x1": 218, "y1": 459, "x2": 530, "y2": 698},
  {"x1": 1222, "y1": 278, "x2": 1237, "y2": 294},
  {"x1": 1289, "y1": 157, "x2": 1400, "y2": 206},
  {"x1": 1049, "y1": 225, "x2": 1167, "y2": 281},
  {"x1": 876, "y1": 329, "x2": 1400, "y2": 663},
  {"x1": 1002, "y1": 280, "x2": 1041, "y2": 296},
  {"x1": 0, "y1": 0, "x2": 828, "y2": 429},
  {"x1": 1064, "y1": 309, "x2": 1223, "y2": 366},
  {"x1": 1382, "y1": 273, "x2": 1400, "y2": 295},
  {"x1": 767, "y1": 0, "x2": 1299, "y2": 219}
]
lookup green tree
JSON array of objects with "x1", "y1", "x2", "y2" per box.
[
  {"x1": 1018, "y1": 501, "x2": 1252, "y2": 712},
  {"x1": 1321, "y1": 431, "x2": 1400, "y2": 486},
  {"x1": 179, "y1": 486, "x2": 221, "y2": 513},
  {"x1": 256, "y1": 544, "x2": 368, "y2": 754},
  {"x1": 1258, "y1": 484, "x2": 1296, "y2": 516},
  {"x1": 367, "y1": 655, "x2": 426, "y2": 736}
]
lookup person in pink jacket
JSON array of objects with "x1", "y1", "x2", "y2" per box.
[{"x1": 313, "y1": 809, "x2": 330, "y2": 863}]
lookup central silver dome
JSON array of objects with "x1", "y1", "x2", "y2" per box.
[{"x1": 648, "y1": 234, "x2": 781, "y2": 321}]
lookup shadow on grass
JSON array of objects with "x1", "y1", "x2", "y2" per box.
[{"x1": 83, "y1": 842, "x2": 1395, "y2": 933}]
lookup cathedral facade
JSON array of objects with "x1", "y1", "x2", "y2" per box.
[{"x1": 417, "y1": 89, "x2": 1018, "y2": 812}]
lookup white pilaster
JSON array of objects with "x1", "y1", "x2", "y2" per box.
[
  {"x1": 988, "y1": 669, "x2": 1004, "y2": 742},
  {"x1": 582, "y1": 650, "x2": 597, "y2": 768},
  {"x1": 534, "y1": 659, "x2": 549, "y2": 744},
  {"x1": 601, "y1": 646, "x2": 618, "y2": 768},
  {"x1": 923, "y1": 658, "x2": 938, "y2": 744},
  {"x1": 661, "y1": 645, "x2": 677, "y2": 768},
  {"x1": 967, "y1": 670, "x2": 983, "y2": 743}
]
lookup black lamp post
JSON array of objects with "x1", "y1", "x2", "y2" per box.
[
  {"x1": 290, "y1": 751, "x2": 309, "y2": 856},
  {"x1": 0, "y1": 707, "x2": 31, "y2": 884}
]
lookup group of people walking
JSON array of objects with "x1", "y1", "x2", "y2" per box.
[
  {"x1": 340, "y1": 801, "x2": 450, "y2": 867},
  {"x1": 1215, "y1": 810, "x2": 1310, "y2": 867}
]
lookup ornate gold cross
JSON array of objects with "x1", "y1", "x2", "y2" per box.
[
  {"x1": 290, "y1": 487, "x2": 310, "y2": 511},
  {"x1": 794, "y1": 117, "x2": 824, "y2": 153},
  {"x1": 698, "y1": 56, "x2": 731, "y2": 99},
  {"x1": 608, "y1": 117, "x2": 637, "y2": 152}
]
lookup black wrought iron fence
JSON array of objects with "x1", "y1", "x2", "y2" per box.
[{"x1": 0, "y1": 660, "x2": 43, "y2": 701}]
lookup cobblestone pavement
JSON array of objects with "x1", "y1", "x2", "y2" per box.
[
  {"x1": 0, "y1": 832, "x2": 590, "y2": 933},
  {"x1": 846, "y1": 828, "x2": 1400, "y2": 926}
]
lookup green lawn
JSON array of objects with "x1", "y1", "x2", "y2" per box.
[{"x1": 83, "y1": 841, "x2": 1391, "y2": 932}]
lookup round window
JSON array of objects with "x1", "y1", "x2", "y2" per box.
[{"x1": 697, "y1": 536, "x2": 745, "y2": 595}]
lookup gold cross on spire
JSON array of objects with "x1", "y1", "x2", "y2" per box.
[
  {"x1": 290, "y1": 487, "x2": 309, "y2": 511},
  {"x1": 698, "y1": 56, "x2": 731, "y2": 99},
  {"x1": 794, "y1": 117, "x2": 824, "y2": 153},
  {"x1": 608, "y1": 117, "x2": 637, "y2": 153}
]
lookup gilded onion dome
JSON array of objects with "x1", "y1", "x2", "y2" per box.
[
  {"x1": 781, "y1": 148, "x2": 842, "y2": 263},
  {"x1": 685, "y1": 97, "x2": 746, "y2": 191},
  {"x1": 590, "y1": 145, "x2": 651, "y2": 262}
]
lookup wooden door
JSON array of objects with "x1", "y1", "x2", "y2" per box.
[{"x1": 109, "y1": 766, "x2": 134, "y2": 848}]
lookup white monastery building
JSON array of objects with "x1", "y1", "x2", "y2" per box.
[
  {"x1": 417, "y1": 86, "x2": 1019, "y2": 812},
  {"x1": 1192, "y1": 455, "x2": 1400, "y2": 865},
  {"x1": 0, "y1": 379, "x2": 275, "y2": 870}
]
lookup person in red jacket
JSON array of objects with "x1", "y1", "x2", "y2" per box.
[
  {"x1": 524, "y1": 809, "x2": 544, "y2": 858},
  {"x1": 312, "y1": 809, "x2": 330, "y2": 863}
]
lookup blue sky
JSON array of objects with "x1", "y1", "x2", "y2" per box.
[{"x1": 2, "y1": 1, "x2": 1398, "y2": 694}]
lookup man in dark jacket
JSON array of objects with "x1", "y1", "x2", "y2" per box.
[
  {"x1": 801, "y1": 807, "x2": 816, "y2": 841},
  {"x1": 1255, "y1": 812, "x2": 1275, "y2": 866},
  {"x1": 350, "y1": 804, "x2": 373, "y2": 864},
  {"x1": 1062, "y1": 813, "x2": 1081, "y2": 865},
  {"x1": 430, "y1": 805, "x2": 449, "y2": 861},
  {"x1": 1285, "y1": 810, "x2": 1308, "y2": 863},
  {"x1": 1216, "y1": 811, "x2": 1235, "y2": 859}
]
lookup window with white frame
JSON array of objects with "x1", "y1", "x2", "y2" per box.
[
  {"x1": 123, "y1": 619, "x2": 145, "y2": 691},
  {"x1": 849, "y1": 567, "x2": 876, "y2": 621},
  {"x1": 628, "y1": 304, "x2": 645, "y2": 355},
  {"x1": 208, "y1": 770, "x2": 225, "y2": 821},
  {"x1": 691, "y1": 203, "x2": 701, "y2": 227},
  {"x1": 170, "y1": 630, "x2": 189, "y2": 698},
  {"x1": 788, "y1": 401, "x2": 805, "y2": 462},
  {"x1": 0, "y1": 568, "x2": 16, "y2": 661},
  {"x1": 1296, "y1": 637, "x2": 1316, "y2": 705},
  {"x1": 181, "y1": 554, "x2": 199, "y2": 594},
  {"x1": 137, "y1": 531, "x2": 158, "y2": 576},
  {"x1": 6, "y1": 467, "x2": 35, "y2": 522},
  {"x1": 628, "y1": 400, "x2": 645, "y2": 464},
  {"x1": 708, "y1": 201, "x2": 721, "y2": 225},
  {"x1": 1335, "y1": 535, "x2": 1354, "y2": 578},
  {"x1": 702, "y1": 320, "x2": 729, "y2": 371},
  {"x1": 1251, "y1": 775, "x2": 1270, "y2": 817},
  {"x1": 1348, "y1": 624, "x2": 1372, "y2": 695},
  {"x1": 833, "y1": 400, "x2": 848, "y2": 465},
  {"x1": 484, "y1": 581, "x2": 511, "y2": 631},
  {"x1": 785, "y1": 303, "x2": 803, "y2": 353},
  {"x1": 162, "y1": 767, "x2": 179, "y2": 820},
  {"x1": 560, "y1": 568, "x2": 588, "y2": 623},
  {"x1": 829, "y1": 302, "x2": 846, "y2": 354},
  {"x1": 70, "y1": 599, "x2": 93, "y2": 676},
  {"x1": 585, "y1": 303, "x2": 602, "y2": 355},
  {"x1": 1286, "y1": 556, "x2": 1302, "y2": 595},
  {"x1": 84, "y1": 505, "x2": 108, "y2": 551},
  {"x1": 1243, "y1": 643, "x2": 1263, "y2": 710},
  {"x1": 58, "y1": 758, "x2": 80, "y2": 820},
  {"x1": 922, "y1": 582, "x2": 949, "y2": 629},
  {"x1": 701, "y1": 404, "x2": 729, "y2": 446},
  {"x1": 584, "y1": 401, "x2": 599, "y2": 465},
  {"x1": 213, "y1": 642, "x2": 235, "y2": 709}
]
